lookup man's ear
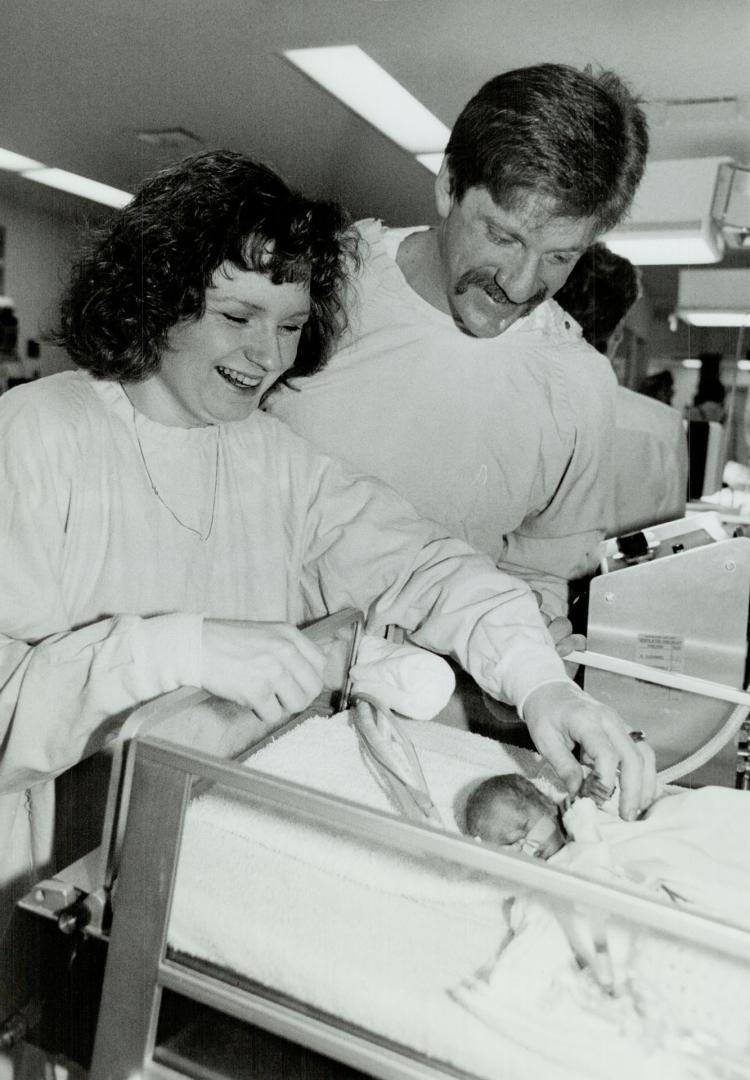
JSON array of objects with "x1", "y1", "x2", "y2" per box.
[{"x1": 435, "y1": 156, "x2": 454, "y2": 220}]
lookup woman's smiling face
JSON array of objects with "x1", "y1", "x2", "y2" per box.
[{"x1": 128, "y1": 262, "x2": 311, "y2": 427}]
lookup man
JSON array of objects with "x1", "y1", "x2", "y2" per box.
[
  {"x1": 555, "y1": 243, "x2": 688, "y2": 535},
  {"x1": 268, "y1": 63, "x2": 649, "y2": 622}
]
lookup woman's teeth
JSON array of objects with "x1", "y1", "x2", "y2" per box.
[{"x1": 216, "y1": 365, "x2": 262, "y2": 390}]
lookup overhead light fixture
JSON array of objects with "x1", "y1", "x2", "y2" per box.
[
  {"x1": 415, "y1": 152, "x2": 444, "y2": 175},
  {"x1": 0, "y1": 145, "x2": 132, "y2": 207},
  {"x1": 135, "y1": 127, "x2": 202, "y2": 152},
  {"x1": 676, "y1": 268, "x2": 750, "y2": 326},
  {"x1": 0, "y1": 148, "x2": 43, "y2": 172},
  {"x1": 21, "y1": 167, "x2": 132, "y2": 208},
  {"x1": 284, "y1": 45, "x2": 449, "y2": 162},
  {"x1": 682, "y1": 358, "x2": 703, "y2": 369},
  {"x1": 601, "y1": 157, "x2": 730, "y2": 265}
]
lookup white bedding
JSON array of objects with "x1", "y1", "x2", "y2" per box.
[{"x1": 168, "y1": 714, "x2": 749, "y2": 1080}]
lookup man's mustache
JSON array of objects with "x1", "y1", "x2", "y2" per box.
[{"x1": 455, "y1": 269, "x2": 547, "y2": 309}]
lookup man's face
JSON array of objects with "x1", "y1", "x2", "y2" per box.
[{"x1": 435, "y1": 168, "x2": 598, "y2": 338}]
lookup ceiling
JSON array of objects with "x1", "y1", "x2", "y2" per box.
[{"x1": 2, "y1": 0, "x2": 750, "y2": 317}]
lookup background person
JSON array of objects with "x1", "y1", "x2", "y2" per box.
[
  {"x1": 686, "y1": 355, "x2": 727, "y2": 424},
  {"x1": 268, "y1": 62, "x2": 649, "y2": 623},
  {"x1": 555, "y1": 243, "x2": 688, "y2": 535},
  {"x1": 638, "y1": 369, "x2": 674, "y2": 407},
  {"x1": 0, "y1": 151, "x2": 656, "y2": 1012}
]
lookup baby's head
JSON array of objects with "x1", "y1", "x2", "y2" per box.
[{"x1": 463, "y1": 774, "x2": 566, "y2": 860}]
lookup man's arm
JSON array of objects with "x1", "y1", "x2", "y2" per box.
[{"x1": 496, "y1": 340, "x2": 617, "y2": 620}]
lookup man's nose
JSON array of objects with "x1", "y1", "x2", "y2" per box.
[{"x1": 494, "y1": 252, "x2": 541, "y2": 305}]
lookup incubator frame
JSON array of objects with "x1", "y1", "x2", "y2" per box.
[{"x1": 89, "y1": 731, "x2": 750, "y2": 1080}]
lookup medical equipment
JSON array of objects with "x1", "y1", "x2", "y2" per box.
[
  {"x1": 15, "y1": 599, "x2": 750, "y2": 1078},
  {"x1": 83, "y1": 705, "x2": 750, "y2": 1080},
  {"x1": 352, "y1": 695, "x2": 442, "y2": 826},
  {"x1": 571, "y1": 512, "x2": 750, "y2": 788}
]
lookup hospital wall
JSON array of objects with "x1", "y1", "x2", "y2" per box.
[{"x1": 0, "y1": 175, "x2": 103, "y2": 378}]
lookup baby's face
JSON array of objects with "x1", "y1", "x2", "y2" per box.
[{"x1": 465, "y1": 775, "x2": 566, "y2": 860}]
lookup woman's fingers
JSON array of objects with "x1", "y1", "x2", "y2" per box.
[{"x1": 201, "y1": 619, "x2": 327, "y2": 716}]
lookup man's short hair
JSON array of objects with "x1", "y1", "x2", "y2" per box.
[{"x1": 445, "y1": 63, "x2": 648, "y2": 233}]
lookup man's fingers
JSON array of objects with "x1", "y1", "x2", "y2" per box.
[
  {"x1": 530, "y1": 724, "x2": 583, "y2": 796},
  {"x1": 601, "y1": 725, "x2": 645, "y2": 820},
  {"x1": 520, "y1": 682, "x2": 659, "y2": 821},
  {"x1": 638, "y1": 740, "x2": 658, "y2": 808}
]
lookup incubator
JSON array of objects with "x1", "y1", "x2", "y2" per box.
[{"x1": 15, "y1": 516, "x2": 750, "y2": 1079}]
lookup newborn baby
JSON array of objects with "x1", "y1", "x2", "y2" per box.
[{"x1": 463, "y1": 774, "x2": 567, "y2": 860}]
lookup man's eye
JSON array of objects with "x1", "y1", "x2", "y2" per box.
[{"x1": 549, "y1": 253, "x2": 576, "y2": 266}]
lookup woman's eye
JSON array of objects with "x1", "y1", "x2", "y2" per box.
[
  {"x1": 279, "y1": 324, "x2": 304, "y2": 336},
  {"x1": 222, "y1": 313, "x2": 247, "y2": 325}
]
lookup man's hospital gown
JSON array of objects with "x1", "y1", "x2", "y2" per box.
[
  {"x1": 268, "y1": 220, "x2": 617, "y2": 619},
  {"x1": 0, "y1": 370, "x2": 567, "y2": 1002}
]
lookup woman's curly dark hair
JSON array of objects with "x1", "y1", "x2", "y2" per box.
[{"x1": 56, "y1": 150, "x2": 357, "y2": 381}]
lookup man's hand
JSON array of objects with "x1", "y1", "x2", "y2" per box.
[
  {"x1": 531, "y1": 592, "x2": 585, "y2": 659},
  {"x1": 521, "y1": 681, "x2": 657, "y2": 820},
  {"x1": 201, "y1": 619, "x2": 327, "y2": 724}
]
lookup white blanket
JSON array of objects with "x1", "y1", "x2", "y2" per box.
[
  {"x1": 456, "y1": 789, "x2": 750, "y2": 1080},
  {"x1": 169, "y1": 715, "x2": 584, "y2": 1080}
]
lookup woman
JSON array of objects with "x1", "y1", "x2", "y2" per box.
[{"x1": 0, "y1": 151, "x2": 653, "y2": 928}]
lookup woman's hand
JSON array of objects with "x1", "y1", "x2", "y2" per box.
[
  {"x1": 201, "y1": 619, "x2": 327, "y2": 724},
  {"x1": 522, "y1": 681, "x2": 657, "y2": 821}
]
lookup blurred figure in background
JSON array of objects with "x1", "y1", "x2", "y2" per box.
[
  {"x1": 638, "y1": 369, "x2": 674, "y2": 407},
  {"x1": 556, "y1": 244, "x2": 688, "y2": 536},
  {"x1": 686, "y1": 354, "x2": 726, "y2": 424},
  {"x1": 684, "y1": 353, "x2": 727, "y2": 500}
]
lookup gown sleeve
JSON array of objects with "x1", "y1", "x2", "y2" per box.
[
  {"x1": 0, "y1": 393, "x2": 202, "y2": 793},
  {"x1": 296, "y1": 449, "x2": 570, "y2": 711}
]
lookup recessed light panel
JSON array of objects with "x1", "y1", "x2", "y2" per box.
[
  {"x1": 21, "y1": 167, "x2": 132, "y2": 208},
  {"x1": 284, "y1": 46, "x2": 449, "y2": 156}
]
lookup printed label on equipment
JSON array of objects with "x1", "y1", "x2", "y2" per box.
[{"x1": 636, "y1": 634, "x2": 685, "y2": 673}]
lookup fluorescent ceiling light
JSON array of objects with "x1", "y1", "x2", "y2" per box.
[
  {"x1": 0, "y1": 148, "x2": 43, "y2": 172},
  {"x1": 682, "y1": 358, "x2": 703, "y2": 368},
  {"x1": 0, "y1": 145, "x2": 132, "y2": 207},
  {"x1": 678, "y1": 310, "x2": 750, "y2": 327},
  {"x1": 21, "y1": 167, "x2": 132, "y2": 208},
  {"x1": 415, "y1": 152, "x2": 444, "y2": 175},
  {"x1": 604, "y1": 231, "x2": 723, "y2": 266},
  {"x1": 677, "y1": 268, "x2": 750, "y2": 326},
  {"x1": 284, "y1": 45, "x2": 450, "y2": 156},
  {"x1": 601, "y1": 157, "x2": 729, "y2": 265}
]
